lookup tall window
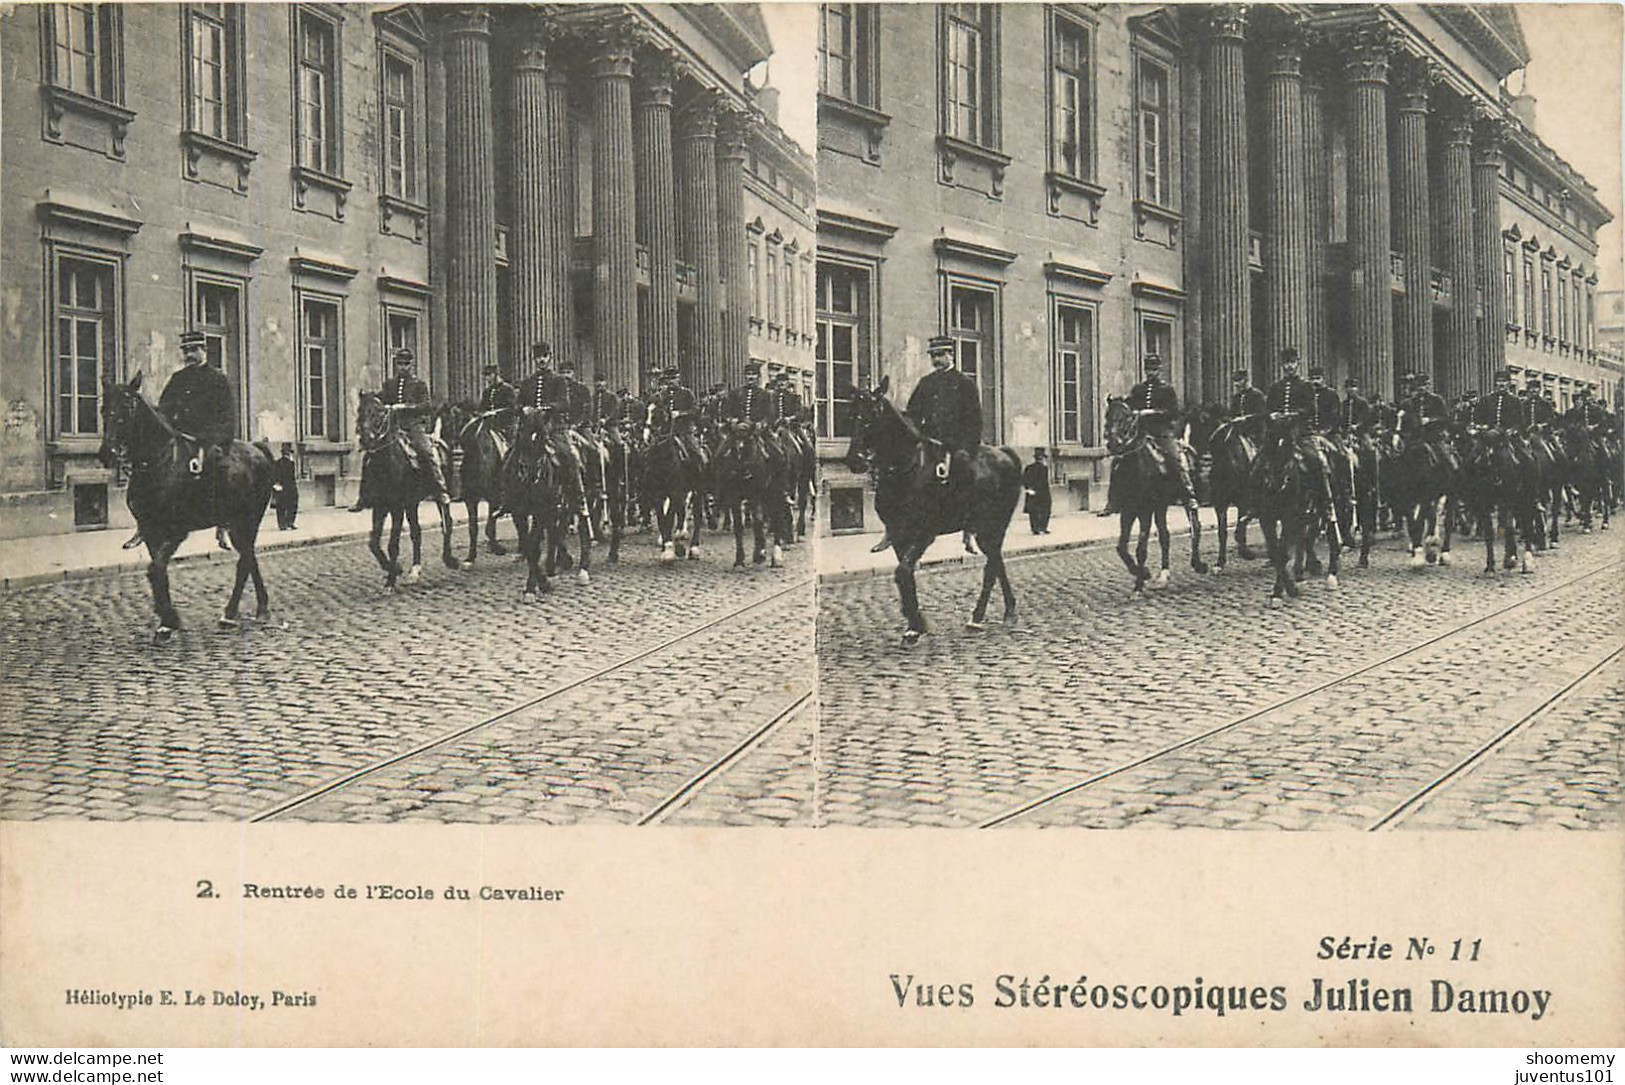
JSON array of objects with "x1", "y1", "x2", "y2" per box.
[
  {"x1": 1140, "y1": 316, "x2": 1174, "y2": 371},
  {"x1": 1573, "y1": 280, "x2": 1584, "y2": 349},
  {"x1": 385, "y1": 308, "x2": 421, "y2": 385},
  {"x1": 1050, "y1": 16, "x2": 1092, "y2": 180},
  {"x1": 767, "y1": 250, "x2": 780, "y2": 326},
  {"x1": 815, "y1": 263, "x2": 869, "y2": 439},
  {"x1": 1054, "y1": 302, "x2": 1094, "y2": 446},
  {"x1": 53, "y1": 257, "x2": 118, "y2": 438},
  {"x1": 818, "y1": 4, "x2": 876, "y2": 106},
  {"x1": 1137, "y1": 57, "x2": 1172, "y2": 207},
  {"x1": 295, "y1": 11, "x2": 338, "y2": 174},
  {"x1": 300, "y1": 296, "x2": 342, "y2": 439},
  {"x1": 1503, "y1": 247, "x2": 1517, "y2": 326},
  {"x1": 1558, "y1": 270, "x2": 1569, "y2": 344},
  {"x1": 949, "y1": 285, "x2": 998, "y2": 442},
  {"x1": 943, "y1": 4, "x2": 995, "y2": 146},
  {"x1": 194, "y1": 280, "x2": 245, "y2": 439},
  {"x1": 186, "y1": 3, "x2": 242, "y2": 141},
  {"x1": 784, "y1": 253, "x2": 797, "y2": 336},
  {"x1": 1540, "y1": 264, "x2": 1553, "y2": 344},
  {"x1": 1523, "y1": 254, "x2": 1536, "y2": 336},
  {"x1": 748, "y1": 242, "x2": 761, "y2": 320},
  {"x1": 382, "y1": 53, "x2": 418, "y2": 201},
  {"x1": 46, "y1": 4, "x2": 121, "y2": 100}
]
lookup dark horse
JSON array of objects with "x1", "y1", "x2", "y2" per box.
[
  {"x1": 502, "y1": 409, "x2": 584, "y2": 598},
  {"x1": 1459, "y1": 426, "x2": 1540, "y2": 576},
  {"x1": 355, "y1": 393, "x2": 457, "y2": 589},
  {"x1": 642, "y1": 402, "x2": 703, "y2": 564},
  {"x1": 1249, "y1": 416, "x2": 1335, "y2": 605},
  {"x1": 714, "y1": 421, "x2": 790, "y2": 568},
  {"x1": 845, "y1": 378, "x2": 1022, "y2": 646},
  {"x1": 1102, "y1": 397, "x2": 1207, "y2": 595},
  {"x1": 1186, "y1": 401, "x2": 1258, "y2": 571},
  {"x1": 445, "y1": 402, "x2": 512, "y2": 567},
  {"x1": 1392, "y1": 418, "x2": 1460, "y2": 570},
  {"x1": 99, "y1": 374, "x2": 275, "y2": 642}
]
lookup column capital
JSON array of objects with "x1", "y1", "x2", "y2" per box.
[
  {"x1": 1473, "y1": 107, "x2": 1511, "y2": 163},
  {"x1": 1203, "y1": 4, "x2": 1249, "y2": 43},
  {"x1": 678, "y1": 88, "x2": 719, "y2": 140},
  {"x1": 1341, "y1": 26, "x2": 1396, "y2": 85},
  {"x1": 635, "y1": 46, "x2": 680, "y2": 106},
  {"x1": 584, "y1": 14, "x2": 639, "y2": 80},
  {"x1": 716, "y1": 103, "x2": 754, "y2": 158},
  {"x1": 511, "y1": 13, "x2": 554, "y2": 73},
  {"x1": 1391, "y1": 53, "x2": 1438, "y2": 112},
  {"x1": 1259, "y1": 11, "x2": 1309, "y2": 77},
  {"x1": 439, "y1": 5, "x2": 491, "y2": 39},
  {"x1": 1437, "y1": 94, "x2": 1476, "y2": 145}
]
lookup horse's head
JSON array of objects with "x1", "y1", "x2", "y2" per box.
[
  {"x1": 1103, "y1": 395, "x2": 1137, "y2": 453},
  {"x1": 356, "y1": 391, "x2": 394, "y2": 445},
  {"x1": 843, "y1": 375, "x2": 891, "y2": 474},
  {"x1": 99, "y1": 372, "x2": 161, "y2": 465}
]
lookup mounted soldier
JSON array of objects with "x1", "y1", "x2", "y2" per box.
[
  {"x1": 654, "y1": 365, "x2": 706, "y2": 472},
  {"x1": 349, "y1": 347, "x2": 449, "y2": 515},
  {"x1": 1340, "y1": 376, "x2": 1372, "y2": 436},
  {"x1": 514, "y1": 341, "x2": 590, "y2": 520},
  {"x1": 1229, "y1": 366, "x2": 1266, "y2": 441},
  {"x1": 1452, "y1": 390, "x2": 1480, "y2": 430},
  {"x1": 1101, "y1": 351, "x2": 1196, "y2": 517},
  {"x1": 907, "y1": 335, "x2": 983, "y2": 482},
  {"x1": 1264, "y1": 348, "x2": 1337, "y2": 511},
  {"x1": 478, "y1": 359, "x2": 518, "y2": 441},
  {"x1": 124, "y1": 329, "x2": 239, "y2": 550}
]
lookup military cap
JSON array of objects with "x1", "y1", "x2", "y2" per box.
[
  {"x1": 926, "y1": 335, "x2": 955, "y2": 353},
  {"x1": 557, "y1": 357, "x2": 576, "y2": 373},
  {"x1": 179, "y1": 330, "x2": 208, "y2": 348},
  {"x1": 392, "y1": 347, "x2": 415, "y2": 363},
  {"x1": 1412, "y1": 371, "x2": 1431, "y2": 384},
  {"x1": 1144, "y1": 353, "x2": 1164, "y2": 368},
  {"x1": 1525, "y1": 377, "x2": 1543, "y2": 390},
  {"x1": 1493, "y1": 368, "x2": 1512, "y2": 382},
  {"x1": 1344, "y1": 377, "x2": 1360, "y2": 389},
  {"x1": 531, "y1": 341, "x2": 553, "y2": 359},
  {"x1": 663, "y1": 365, "x2": 681, "y2": 378},
  {"x1": 1307, "y1": 365, "x2": 1326, "y2": 379},
  {"x1": 1232, "y1": 368, "x2": 1250, "y2": 381},
  {"x1": 744, "y1": 359, "x2": 763, "y2": 373},
  {"x1": 482, "y1": 359, "x2": 500, "y2": 371},
  {"x1": 1280, "y1": 347, "x2": 1301, "y2": 362},
  {"x1": 1464, "y1": 389, "x2": 1480, "y2": 399}
]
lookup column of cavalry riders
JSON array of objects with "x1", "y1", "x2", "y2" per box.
[
  {"x1": 340, "y1": 338, "x2": 819, "y2": 580},
  {"x1": 841, "y1": 327, "x2": 1619, "y2": 634}
]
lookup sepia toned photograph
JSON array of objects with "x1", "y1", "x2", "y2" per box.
[{"x1": 0, "y1": 0, "x2": 1621, "y2": 1052}]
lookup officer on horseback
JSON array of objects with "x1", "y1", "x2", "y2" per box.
[
  {"x1": 1472, "y1": 370, "x2": 1527, "y2": 433},
  {"x1": 1229, "y1": 366, "x2": 1266, "y2": 440},
  {"x1": 1341, "y1": 376, "x2": 1372, "y2": 434},
  {"x1": 1265, "y1": 348, "x2": 1338, "y2": 512},
  {"x1": 124, "y1": 329, "x2": 238, "y2": 549},
  {"x1": 1566, "y1": 385, "x2": 1610, "y2": 430},
  {"x1": 1101, "y1": 351, "x2": 1197, "y2": 516},
  {"x1": 592, "y1": 374, "x2": 622, "y2": 431},
  {"x1": 655, "y1": 365, "x2": 706, "y2": 471},
  {"x1": 384, "y1": 347, "x2": 451, "y2": 510},
  {"x1": 1453, "y1": 390, "x2": 1481, "y2": 430},
  {"x1": 1400, "y1": 370, "x2": 1448, "y2": 438},
  {"x1": 514, "y1": 341, "x2": 591, "y2": 519},
  {"x1": 478, "y1": 359, "x2": 518, "y2": 443},
  {"x1": 907, "y1": 335, "x2": 982, "y2": 483},
  {"x1": 725, "y1": 359, "x2": 771, "y2": 428}
]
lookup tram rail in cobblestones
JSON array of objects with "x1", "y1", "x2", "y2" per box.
[
  {"x1": 637, "y1": 690, "x2": 814, "y2": 826},
  {"x1": 1367, "y1": 644, "x2": 1624, "y2": 831},
  {"x1": 974, "y1": 560, "x2": 1623, "y2": 830},
  {"x1": 248, "y1": 575, "x2": 814, "y2": 823}
]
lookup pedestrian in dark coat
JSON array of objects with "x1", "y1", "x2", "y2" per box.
[
  {"x1": 1023, "y1": 448, "x2": 1052, "y2": 535},
  {"x1": 272, "y1": 443, "x2": 299, "y2": 529}
]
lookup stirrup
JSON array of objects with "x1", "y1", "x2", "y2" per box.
[
  {"x1": 188, "y1": 454, "x2": 204, "y2": 477},
  {"x1": 935, "y1": 458, "x2": 950, "y2": 481}
]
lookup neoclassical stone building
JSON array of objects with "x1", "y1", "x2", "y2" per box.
[
  {"x1": 815, "y1": 3, "x2": 1615, "y2": 531},
  {"x1": 0, "y1": 3, "x2": 806, "y2": 538}
]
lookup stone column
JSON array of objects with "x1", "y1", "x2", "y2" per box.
[
  {"x1": 1262, "y1": 15, "x2": 1310, "y2": 373},
  {"x1": 1436, "y1": 97, "x2": 1476, "y2": 400},
  {"x1": 1391, "y1": 54, "x2": 1435, "y2": 388},
  {"x1": 507, "y1": 20, "x2": 552, "y2": 378},
  {"x1": 1343, "y1": 29, "x2": 1395, "y2": 400},
  {"x1": 635, "y1": 48, "x2": 679, "y2": 395},
  {"x1": 588, "y1": 22, "x2": 639, "y2": 391},
  {"x1": 1472, "y1": 112, "x2": 1509, "y2": 389},
  {"x1": 442, "y1": 6, "x2": 499, "y2": 402},
  {"x1": 543, "y1": 48, "x2": 575, "y2": 359},
  {"x1": 1303, "y1": 57, "x2": 1331, "y2": 382},
  {"x1": 1199, "y1": 6, "x2": 1251, "y2": 403},
  {"x1": 716, "y1": 105, "x2": 752, "y2": 388},
  {"x1": 677, "y1": 90, "x2": 722, "y2": 390}
]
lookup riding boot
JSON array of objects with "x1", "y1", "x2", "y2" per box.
[
  {"x1": 348, "y1": 498, "x2": 366, "y2": 513},
  {"x1": 963, "y1": 530, "x2": 979, "y2": 555},
  {"x1": 869, "y1": 530, "x2": 892, "y2": 554},
  {"x1": 122, "y1": 529, "x2": 144, "y2": 550}
]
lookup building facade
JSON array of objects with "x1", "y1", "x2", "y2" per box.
[
  {"x1": 0, "y1": 2, "x2": 801, "y2": 539},
  {"x1": 814, "y1": 3, "x2": 1617, "y2": 533},
  {"x1": 743, "y1": 89, "x2": 817, "y2": 402}
]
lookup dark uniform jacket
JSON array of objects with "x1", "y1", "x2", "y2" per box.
[
  {"x1": 517, "y1": 371, "x2": 570, "y2": 416},
  {"x1": 908, "y1": 367, "x2": 982, "y2": 450},
  {"x1": 1566, "y1": 400, "x2": 1610, "y2": 429},
  {"x1": 1472, "y1": 391, "x2": 1527, "y2": 431},
  {"x1": 1400, "y1": 390, "x2": 1448, "y2": 436},
  {"x1": 1126, "y1": 377, "x2": 1181, "y2": 438},
  {"x1": 1305, "y1": 385, "x2": 1342, "y2": 433},
  {"x1": 1341, "y1": 392, "x2": 1372, "y2": 431},
  {"x1": 1526, "y1": 395, "x2": 1557, "y2": 428},
  {"x1": 160, "y1": 362, "x2": 237, "y2": 446},
  {"x1": 561, "y1": 377, "x2": 592, "y2": 426},
  {"x1": 1264, "y1": 374, "x2": 1314, "y2": 418},
  {"x1": 724, "y1": 383, "x2": 771, "y2": 425},
  {"x1": 768, "y1": 385, "x2": 803, "y2": 427},
  {"x1": 657, "y1": 383, "x2": 698, "y2": 433},
  {"x1": 1021, "y1": 460, "x2": 1052, "y2": 512},
  {"x1": 479, "y1": 378, "x2": 517, "y2": 413},
  {"x1": 1229, "y1": 385, "x2": 1265, "y2": 417},
  {"x1": 591, "y1": 387, "x2": 622, "y2": 428}
]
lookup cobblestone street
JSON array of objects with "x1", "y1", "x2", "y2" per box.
[
  {"x1": 2, "y1": 520, "x2": 1619, "y2": 829},
  {"x1": 0, "y1": 528, "x2": 813, "y2": 824},
  {"x1": 816, "y1": 528, "x2": 1623, "y2": 830}
]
